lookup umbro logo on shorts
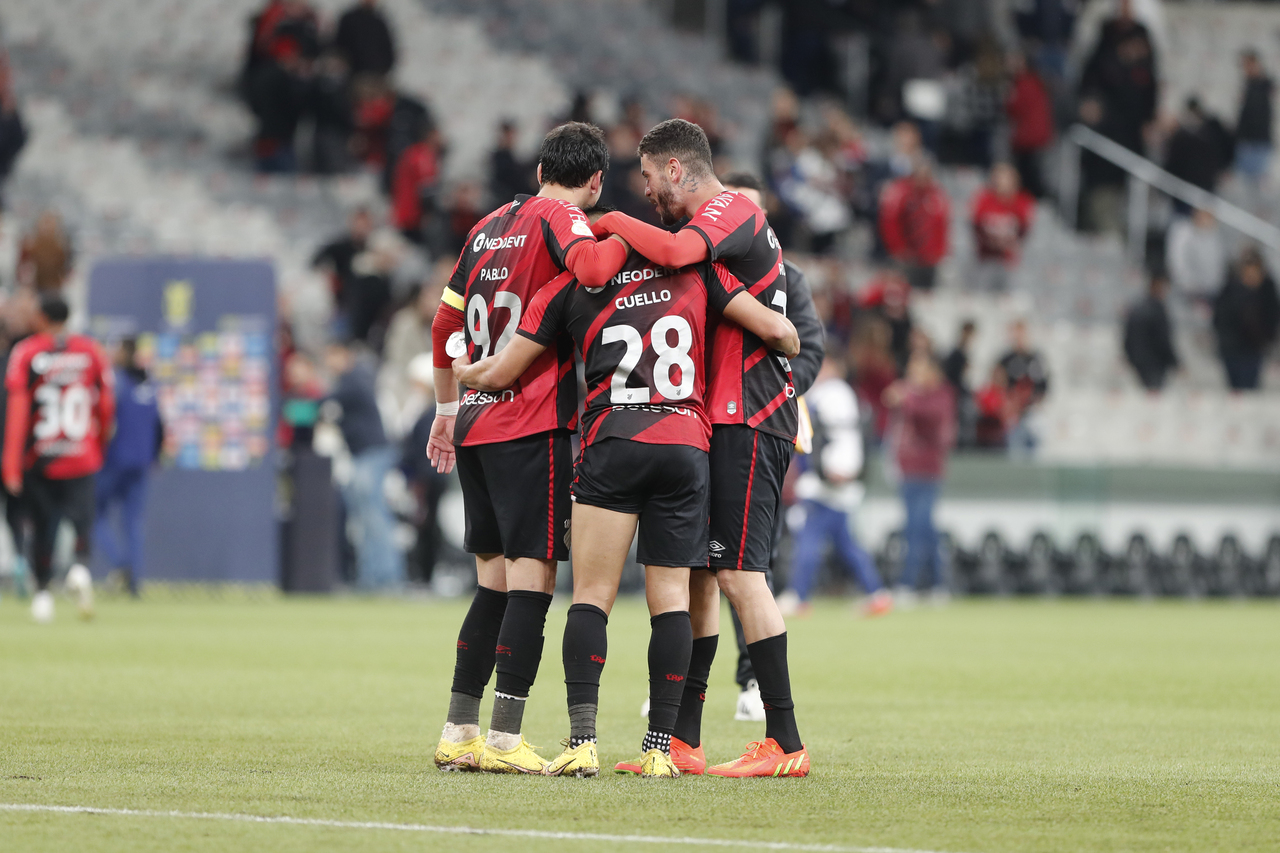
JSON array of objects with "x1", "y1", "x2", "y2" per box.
[{"x1": 709, "y1": 540, "x2": 726, "y2": 555}]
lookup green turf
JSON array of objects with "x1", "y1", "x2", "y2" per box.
[{"x1": 2, "y1": 593, "x2": 1278, "y2": 852}]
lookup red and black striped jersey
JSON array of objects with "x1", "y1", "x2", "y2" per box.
[
  {"x1": 443, "y1": 194, "x2": 593, "y2": 446},
  {"x1": 686, "y1": 190, "x2": 798, "y2": 440},
  {"x1": 518, "y1": 252, "x2": 743, "y2": 451},
  {"x1": 3, "y1": 333, "x2": 115, "y2": 483}
]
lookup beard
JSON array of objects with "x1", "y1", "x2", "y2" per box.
[{"x1": 652, "y1": 182, "x2": 680, "y2": 226}]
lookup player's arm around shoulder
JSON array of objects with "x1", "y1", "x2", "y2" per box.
[
  {"x1": 714, "y1": 265, "x2": 799, "y2": 358},
  {"x1": 452, "y1": 335, "x2": 547, "y2": 392}
]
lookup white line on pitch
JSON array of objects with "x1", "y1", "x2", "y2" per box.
[{"x1": 0, "y1": 802, "x2": 964, "y2": 853}]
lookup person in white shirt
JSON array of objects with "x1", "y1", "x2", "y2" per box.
[
  {"x1": 1166, "y1": 209, "x2": 1227, "y2": 305},
  {"x1": 779, "y1": 353, "x2": 892, "y2": 618}
]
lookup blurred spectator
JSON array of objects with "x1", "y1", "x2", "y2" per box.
[
  {"x1": 94, "y1": 338, "x2": 163, "y2": 598},
  {"x1": 879, "y1": 159, "x2": 949, "y2": 291},
  {"x1": 380, "y1": 91, "x2": 434, "y2": 193},
  {"x1": 1005, "y1": 50, "x2": 1054, "y2": 198},
  {"x1": 307, "y1": 52, "x2": 354, "y2": 175},
  {"x1": 391, "y1": 124, "x2": 443, "y2": 246},
  {"x1": 248, "y1": 0, "x2": 320, "y2": 71},
  {"x1": 1076, "y1": 96, "x2": 1127, "y2": 236},
  {"x1": 884, "y1": 350, "x2": 955, "y2": 604},
  {"x1": 332, "y1": 0, "x2": 396, "y2": 78},
  {"x1": 248, "y1": 46, "x2": 309, "y2": 173},
  {"x1": 1213, "y1": 247, "x2": 1280, "y2": 391},
  {"x1": 346, "y1": 230, "x2": 400, "y2": 347},
  {"x1": 1123, "y1": 272, "x2": 1179, "y2": 392},
  {"x1": 1078, "y1": 0, "x2": 1159, "y2": 158},
  {"x1": 1163, "y1": 98, "x2": 1232, "y2": 208},
  {"x1": 323, "y1": 339, "x2": 403, "y2": 589},
  {"x1": 970, "y1": 163, "x2": 1035, "y2": 292},
  {"x1": 942, "y1": 41, "x2": 1006, "y2": 168},
  {"x1": 0, "y1": 57, "x2": 26, "y2": 212},
  {"x1": 441, "y1": 181, "x2": 484, "y2": 259},
  {"x1": 399, "y1": 354, "x2": 447, "y2": 586},
  {"x1": 997, "y1": 319, "x2": 1050, "y2": 455},
  {"x1": 1235, "y1": 49, "x2": 1274, "y2": 183},
  {"x1": 279, "y1": 348, "x2": 325, "y2": 450},
  {"x1": 881, "y1": 11, "x2": 948, "y2": 129},
  {"x1": 17, "y1": 212, "x2": 73, "y2": 292},
  {"x1": 943, "y1": 319, "x2": 976, "y2": 446},
  {"x1": 771, "y1": 126, "x2": 850, "y2": 255},
  {"x1": 1165, "y1": 209, "x2": 1226, "y2": 306},
  {"x1": 1015, "y1": 0, "x2": 1077, "y2": 80},
  {"x1": 781, "y1": 353, "x2": 890, "y2": 619},
  {"x1": 849, "y1": 316, "x2": 898, "y2": 442},
  {"x1": 381, "y1": 270, "x2": 443, "y2": 411},
  {"x1": 973, "y1": 364, "x2": 1013, "y2": 449},
  {"x1": 351, "y1": 76, "x2": 395, "y2": 167},
  {"x1": 856, "y1": 270, "x2": 914, "y2": 373},
  {"x1": 489, "y1": 120, "x2": 533, "y2": 206},
  {"x1": 312, "y1": 207, "x2": 373, "y2": 324}
]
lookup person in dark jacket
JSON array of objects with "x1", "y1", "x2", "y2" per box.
[
  {"x1": 1123, "y1": 272, "x2": 1179, "y2": 391},
  {"x1": 332, "y1": 0, "x2": 396, "y2": 78},
  {"x1": 94, "y1": 339, "x2": 163, "y2": 597},
  {"x1": 248, "y1": 47, "x2": 310, "y2": 173},
  {"x1": 1213, "y1": 248, "x2": 1280, "y2": 391},
  {"x1": 324, "y1": 340, "x2": 403, "y2": 588},
  {"x1": 307, "y1": 51, "x2": 354, "y2": 175},
  {"x1": 489, "y1": 120, "x2": 533, "y2": 207},
  {"x1": 1164, "y1": 98, "x2": 1232, "y2": 210},
  {"x1": 0, "y1": 59, "x2": 27, "y2": 212},
  {"x1": 1236, "y1": 50, "x2": 1274, "y2": 181}
]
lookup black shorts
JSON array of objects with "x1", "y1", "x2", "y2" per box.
[
  {"x1": 708, "y1": 425, "x2": 792, "y2": 572},
  {"x1": 455, "y1": 430, "x2": 572, "y2": 561},
  {"x1": 571, "y1": 438, "x2": 709, "y2": 569}
]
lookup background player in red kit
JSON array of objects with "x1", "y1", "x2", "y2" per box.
[
  {"x1": 454, "y1": 211, "x2": 799, "y2": 777},
  {"x1": 591, "y1": 119, "x2": 810, "y2": 777},
  {"x1": 3, "y1": 295, "x2": 115, "y2": 624},
  {"x1": 427, "y1": 122, "x2": 631, "y2": 773}
]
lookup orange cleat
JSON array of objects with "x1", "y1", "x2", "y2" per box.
[
  {"x1": 706, "y1": 739, "x2": 810, "y2": 778},
  {"x1": 862, "y1": 590, "x2": 893, "y2": 618},
  {"x1": 613, "y1": 757, "x2": 642, "y2": 775},
  {"x1": 670, "y1": 737, "x2": 706, "y2": 775}
]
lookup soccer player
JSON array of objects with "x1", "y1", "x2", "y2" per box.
[
  {"x1": 591, "y1": 119, "x2": 811, "y2": 777},
  {"x1": 454, "y1": 213, "x2": 800, "y2": 778},
  {"x1": 716, "y1": 172, "x2": 825, "y2": 721},
  {"x1": 427, "y1": 122, "x2": 631, "y2": 774},
  {"x1": 3, "y1": 294, "x2": 115, "y2": 624}
]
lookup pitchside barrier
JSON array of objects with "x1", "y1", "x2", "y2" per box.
[{"x1": 87, "y1": 258, "x2": 278, "y2": 586}]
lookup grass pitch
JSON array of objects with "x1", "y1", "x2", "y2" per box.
[{"x1": 1, "y1": 593, "x2": 1278, "y2": 853}]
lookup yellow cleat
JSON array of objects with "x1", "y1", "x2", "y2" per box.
[
  {"x1": 478, "y1": 736, "x2": 548, "y2": 775},
  {"x1": 640, "y1": 748, "x2": 681, "y2": 778},
  {"x1": 434, "y1": 735, "x2": 484, "y2": 772},
  {"x1": 546, "y1": 739, "x2": 599, "y2": 778}
]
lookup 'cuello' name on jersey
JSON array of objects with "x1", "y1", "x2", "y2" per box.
[{"x1": 615, "y1": 289, "x2": 672, "y2": 310}]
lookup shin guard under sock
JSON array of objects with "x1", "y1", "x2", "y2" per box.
[
  {"x1": 563, "y1": 603, "x2": 608, "y2": 747},
  {"x1": 490, "y1": 590, "x2": 554, "y2": 735},
  {"x1": 746, "y1": 632, "x2": 803, "y2": 754},
  {"x1": 448, "y1": 585, "x2": 508, "y2": 726},
  {"x1": 645, "y1": 610, "x2": 692, "y2": 740},
  {"x1": 673, "y1": 634, "x2": 718, "y2": 748}
]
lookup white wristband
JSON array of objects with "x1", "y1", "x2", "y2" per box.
[{"x1": 436, "y1": 401, "x2": 459, "y2": 417}]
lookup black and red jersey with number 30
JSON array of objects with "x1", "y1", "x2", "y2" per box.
[
  {"x1": 519, "y1": 253, "x2": 742, "y2": 451},
  {"x1": 443, "y1": 194, "x2": 594, "y2": 446},
  {"x1": 3, "y1": 333, "x2": 115, "y2": 482},
  {"x1": 686, "y1": 190, "x2": 798, "y2": 441}
]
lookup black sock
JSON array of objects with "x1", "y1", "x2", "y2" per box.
[
  {"x1": 490, "y1": 590, "x2": 553, "y2": 734},
  {"x1": 646, "y1": 610, "x2": 692, "y2": 739},
  {"x1": 642, "y1": 729, "x2": 672, "y2": 754},
  {"x1": 563, "y1": 603, "x2": 608, "y2": 747},
  {"x1": 673, "y1": 634, "x2": 718, "y2": 748},
  {"x1": 448, "y1": 585, "x2": 508, "y2": 725},
  {"x1": 746, "y1": 632, "x2": 803, "y2": 754}
]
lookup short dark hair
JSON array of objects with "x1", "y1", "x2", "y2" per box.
[
  {"x1": 538, "y1": 122, "x2": 609, "y2": 188},
  {"x1": 720, "y1": 171, "x2": 765, "y2": 193},
  {"x1": 40, "y1": 294, "x2": 69, "y2": 325},
  {"x1": 638, "y1": 119, "x2": 714, "y2": 178}
]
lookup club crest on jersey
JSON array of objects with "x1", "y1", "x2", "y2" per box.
[{"x1": 727, "y1": 400, "x2": 737, "y2": 415}]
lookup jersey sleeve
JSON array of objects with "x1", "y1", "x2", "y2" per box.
[
  {"x1": 542, "y1": 202, "x2": 594, "y2": 270},
  {"x1": 2, "y1": 343, "x2": 31, "y2": 486},
  {"x1": 687, "y1": 193, "x2": 758, "y2": 263},
  {"x1": 517, "y1": 273, "x2": 575, "y2": 346},
  {"x1": 704, "y1": 262, "x2": 745, "y2": 314},
  {"x1": 441, "y1": 244, "x2": 468, "y2": 314}
]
